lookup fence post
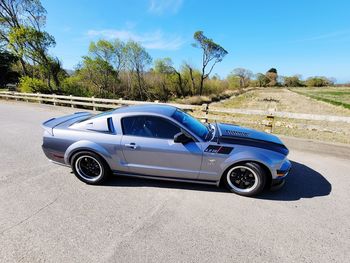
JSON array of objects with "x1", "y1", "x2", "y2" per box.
[
  {"x1": 92, "y1": 96, "x2": 96, "y2": 111},
  {"x1": 53, "y1": 94, "x2": 57, "y2": 106},
  {"x1": 201, "y1": 103, "x2": 209, "y2": 123},
  {"x1": 118, "y1": 98, "x2": 123, "y2": 107},
  {"x1": 265, "y1": 114, "x2": 275, "y2": 133},
  {"x1": 13, "y1": 91, "x2": 18, "y2": 101},
  {"x1": 70, "y1": 95, "x2": 74, "y2": 108},
  {"x1": 37, "y1": 92, "x2": 42, "y2": 104}
]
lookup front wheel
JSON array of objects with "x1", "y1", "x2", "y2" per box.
[
  {"x1": 71, "y1": 151, "x2": 109, "y2": 184},
  {"x1": 224, "y1": 162, "x2": 266, "y2": 197}
]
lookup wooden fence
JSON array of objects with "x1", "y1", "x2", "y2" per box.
[
  {"x1": 0, "y1": 91, "x2": 198, "y2": 111},
  {"x1": 1, "y1": 91, "x2": 350, "y2": 133}
]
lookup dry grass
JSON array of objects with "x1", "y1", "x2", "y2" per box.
[
  {"x1": 173, "y1": 90, "x2": 241, "y2": 105},
  {"x1": 207, "y1": 87, "x2": 350, "y2": 144},
  {"x1": 215, "y1": 87, "x2": 350, "y2": 116},
  {"x1": 174, "y1": 95, "x2": 211, "y2": 105}
]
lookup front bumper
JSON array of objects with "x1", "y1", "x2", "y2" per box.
[
  {"x1": 270, "y1": 178, "x2": 286, "y2": 191},
  {"x1": 270, "y1": 159, "x2": 291, "y2": 190},
  {"x1": 276, "y1": 159, "x2": 292, "y2": 179}
]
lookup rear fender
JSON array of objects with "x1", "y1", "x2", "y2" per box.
[
  {"x1": 42, "y1": 112, "x2": 91, "y2": 136},
  {"x1": 64, "y1": 140, "x2": 112, "y2": 165}
]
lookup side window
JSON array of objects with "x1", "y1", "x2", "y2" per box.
[{"x1": 122, "y1": 116, "x2": 181, "y2": 139}]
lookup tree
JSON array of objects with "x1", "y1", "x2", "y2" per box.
[
  {"x1": 153, "y1": 57, "x2": 185, "y2": 98},
  {"x1": 192, "y1": 31, "x2": 228, "y2": 95},
  {"x1": 0, "y1": 49, "x2": 20, "y2": 86},
  {"x1": 89, "y1": 39, "x2": 125, "y2": 80},
  {"x1": 184, "y1": 63, "x2": 197, "y2": 96},
  {"x1": 78, "y1": 56, "x2": 116, "y2": 95},
  {"x1": 8, "y1": 26, "x2": 56, "y2": 90},
  {"x1": 48, "y1": 57, "x2": 65, "y2": 89},
  {"x1": 328, "y1": 77, "x2": 336, "y2": 85},
  {"x1": 266, "y1": 68, "x2": 278, "y2": 86},
  {"x1": 305, "y1": 76, "x2": 332, "y2": 87},
  {"x1": 85, "y1": 40, "x2": 126, "y2": 94},
  {"x1": 227, "y1": 74, "x2": 240, "y2": 89},
  {"x1": 124, "y1": 40, "x2": 152, "y2": 100},
  {"x1": 152, "y1": 58, "x2": 173, "y2": 100},
  {"x1": 283, "y1": 75, "x2": 304, "y2": 87},
  {"x1": 154, "y1": 57, "x2": 174, "y2": 74},
  {"x1": 256, "y1": 73, "x2": 269, "y2": 87},
  {"x1": 0, "y1": 0, "x2": 62, "y2": 92},
  {"x1": 0, "y1": 0, "x2": 57, "y2": 89},
  {"x1": 231, "y1": 68, "x2": 253, "y2": 90}
]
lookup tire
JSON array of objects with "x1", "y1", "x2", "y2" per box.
[
  {"x1": 71, "y1": 151, "x2": 110, "y2": 184},
  {"x1": 224, "y1": 162, "x2": 266, "y2": 197}
]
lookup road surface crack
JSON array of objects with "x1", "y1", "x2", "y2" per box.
[{"x1": 0, "y1": 196, "x2": 59, "y2": 235}]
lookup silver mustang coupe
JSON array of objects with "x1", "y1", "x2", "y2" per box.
[{"x1": 42, "y1": 104, "x2": 291, "y2": 196}]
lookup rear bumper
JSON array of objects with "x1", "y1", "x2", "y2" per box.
[{"x1": 42, "y1": 145, "x2": 66, "y2": 165}]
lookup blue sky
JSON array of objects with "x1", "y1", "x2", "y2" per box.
[{"x1": 42, "y1": 0, "x2": 350, "y2": 83}]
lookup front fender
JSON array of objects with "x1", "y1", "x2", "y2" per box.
[
  {"x1": 220, "y1": 148, "x2": 286, "y2": 179},
  {"x1": 64, "y1": 140, "x2": 112, "y2": 165}
]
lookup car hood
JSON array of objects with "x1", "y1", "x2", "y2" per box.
[{"x1": 216, "y1": 123, "x2": 289, "y2": 155}]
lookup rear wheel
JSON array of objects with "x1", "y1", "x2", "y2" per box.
[
  {"x1": 71, "y1": 151, "x2": 109, "y2": 184},
  {"x1": 224, "y1": 162, "x2": 266, "y2": 197}
]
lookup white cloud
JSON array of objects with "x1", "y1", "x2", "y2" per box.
[
  {"x1": 148, "y1": 0, "x2": 183, "y2": 15},
  {"x1": 292, "y1": 30, "x2": 350, "y2": 43},
  {"x1": 87, "y1": 29, "x2": 185, "y2": 50}
]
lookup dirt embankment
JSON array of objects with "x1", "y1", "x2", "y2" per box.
[
  {"x1": 211, "y1": 88, "x2": 350, "y2": 144},
  {"x1": 215, "y1": 88, "x2": 350, "y2": 116}
]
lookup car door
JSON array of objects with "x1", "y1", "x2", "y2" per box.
[{"x1": 120, "y1": 115, "x2": 203, "y2": 179}]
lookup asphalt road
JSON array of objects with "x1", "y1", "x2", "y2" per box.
[{"x1": 1, "y1": 101, "x2": 350, "y2": 263}]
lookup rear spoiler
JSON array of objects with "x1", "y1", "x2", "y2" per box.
[{"x1": 42, "y1": 112, "x2": 91, "y2": 135}]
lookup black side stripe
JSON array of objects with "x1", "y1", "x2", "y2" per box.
[{"x1": 219, "y1": 136, "x2": 289, "y2": 155}]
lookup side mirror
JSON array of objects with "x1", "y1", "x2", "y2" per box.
[{"x1": 174, "y1": 132, "x2": 192, "y2": 144}]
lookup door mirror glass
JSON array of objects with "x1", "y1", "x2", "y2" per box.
[{"x1": 174, "y1": 132, "x2": 192, "y2": 143}]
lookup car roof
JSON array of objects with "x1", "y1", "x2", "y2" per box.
[{"x1": 112, "y1": 104, "x2": 178, "y2": 117}]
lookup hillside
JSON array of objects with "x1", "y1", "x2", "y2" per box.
[{"x1": 211, "y1": 87, "x2": 350, "y2": 144}]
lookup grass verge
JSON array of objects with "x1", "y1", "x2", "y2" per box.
[{"x1": 291, "y1": 87, "x2": 350, "y2": 110}]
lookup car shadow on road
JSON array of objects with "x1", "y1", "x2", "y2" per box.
[
  {"x1": 102, "y1": 160, "x2": 332, "y2": 200},
  {"x1": 103, "y1": 175, "x2": 227, "y2": 193},
  {"x1": 258, "y1": 161, "x2": 332, "y2": 201}
]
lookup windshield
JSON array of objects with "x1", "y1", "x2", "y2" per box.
[{"x1": 172, "y1": 109, "x2": 209, "y2": 141}]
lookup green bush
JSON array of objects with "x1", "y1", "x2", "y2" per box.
[
  {"x1": 305, "y1": 77, "x2": 332, "y2": 87},
  {"x1": 19, "y1": 76, "x2": 51, "y2": 93},
  {"x1": 283, "y1": 76, "x2": 304, "y2": 87},
  {"x1": 203, "y1": 78, "x2": 229, "y2": 95},
  {"x1": 61, "y1": 76, "x2": 90, "y2": 97}
]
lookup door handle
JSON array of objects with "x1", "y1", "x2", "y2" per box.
[{"x1": 124, "y1": 143, "x2": 138, "y2": 149}]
